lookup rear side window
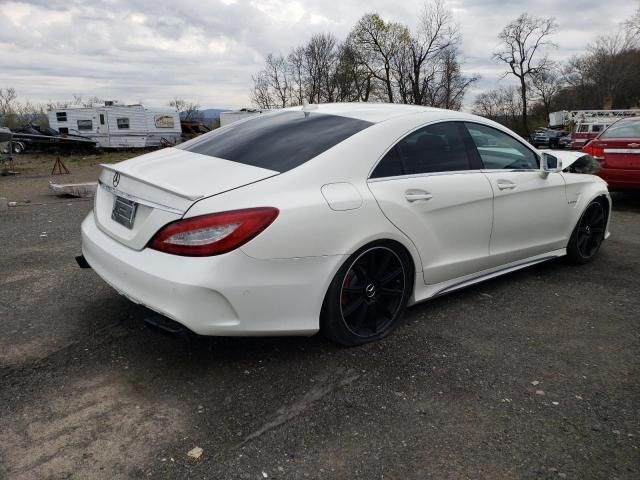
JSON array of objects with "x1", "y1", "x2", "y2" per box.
[
  {"x1": 465, "y1": 123, "x2": 538, "y2": 170},
  {"x1": 577, "y1": 125, "x2": 589, "y2": 133},
  {"x1": 601, "y1": 121, "x2": 640, "y2": 139},
  {"x1": 177, "y1": 111, "x2": 372, "y2": 173},
  {"x1": 371, "y1": 122, "x2": 473, "y2": 178},
  {"x1": 56, "y1": 112, "x2": 67, "y2": 122},
  {"x1": 592, "y1": 124, "x2": 604, "y2": 133}
]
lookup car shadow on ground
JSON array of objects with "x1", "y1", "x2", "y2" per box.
[{"x1": 72, "y1": 252, "x2": 573, "y2": 360}]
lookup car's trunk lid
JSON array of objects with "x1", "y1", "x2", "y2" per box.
[{"x1": 94, "y1": 148, "x2": 279, "y2": 250}]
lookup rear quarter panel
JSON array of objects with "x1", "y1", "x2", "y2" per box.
[{"x1": 183, "y1": 118, "x2": 427, "y2": 265}]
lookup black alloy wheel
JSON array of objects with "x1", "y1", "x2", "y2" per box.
[
  {"x1": 322, "y1": 243, "x2": 412, "y2": 346},
  {"x1": 567, "y1": 200, "x2": 607, "y2": 264}
]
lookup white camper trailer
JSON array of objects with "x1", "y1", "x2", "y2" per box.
[{"x1": 48, "y1": 103, "x2": 181, "y2": 149}]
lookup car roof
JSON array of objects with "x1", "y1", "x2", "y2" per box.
[{"x1": 283, "y1": 102, "x2": 475, "y2": 124}]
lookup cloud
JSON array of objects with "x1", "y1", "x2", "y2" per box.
[{"x1": 0, "y1": 0, "x2": 637, "y2": 109}]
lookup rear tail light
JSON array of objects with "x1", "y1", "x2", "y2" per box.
[
  {"x1": 582, "y1": 143, "x2": 605, "y2": 164},
  {"x1": 149, "y1": 207, "x2": 279, "y2": 256}
]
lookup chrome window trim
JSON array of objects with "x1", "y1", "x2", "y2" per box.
[
  {"x1": 367, "y1": 169, "x2": 486, "y2": 183},
  {"x1": 98, "y1": 181, "x2": 186, "y2": 215},
  {"x1": 367, "y1": 168, "x2": 541, "y2": 183},
  {"x1": 480, "y1": 168, "x2": 540, "y2": 173}
]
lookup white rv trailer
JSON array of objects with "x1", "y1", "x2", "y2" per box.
[{"x1": 48, "y1": 103, "x2": 181, "y2": 149}]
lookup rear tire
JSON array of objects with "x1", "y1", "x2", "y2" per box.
[
  {"x1": 566, "y1": 199, "x2": 607, "y2": 264},
  {"x1": 321, "y1": 241, "x2": 413, "y2": 346},
  {"x1": 12, "y1": 142, "x2": 24, "y2": 154}
]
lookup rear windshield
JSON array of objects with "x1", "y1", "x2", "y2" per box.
[
  {"x1": 176, "y1": 111, "x2": 373, "y2": 172},
  {"x1": 601, "y1": 121, "x2": 640, "y2": 139}
]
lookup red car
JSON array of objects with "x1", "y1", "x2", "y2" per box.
[{"x1": 582, "y1": 117, "x2": 640, "y2": 190}]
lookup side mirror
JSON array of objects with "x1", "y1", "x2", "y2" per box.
[{"x1": 541, "y1": 152, "x2": 562, "y2": 173}]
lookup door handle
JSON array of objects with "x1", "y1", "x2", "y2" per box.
[
  {"x1": 405, "y1": 190, "x2": 433, "y2": 202},
  {"x1": 497, "y1": 181, "x2": 516, "y2": 191}
]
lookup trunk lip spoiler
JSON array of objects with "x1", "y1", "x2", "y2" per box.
[
  {"x1": 98, "y1": 180, "x2": 186, "y2": 215},
  {"x1": 100, "y1": 164, "x2": 205, "y2": 202}
]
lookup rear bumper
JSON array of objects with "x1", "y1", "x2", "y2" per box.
[
  {"x1": 81, "y1": 212, "x2": 345, "y2": 336},
  {"x1": 598, "y1": 168, "x2": 640, "y2": 191}
]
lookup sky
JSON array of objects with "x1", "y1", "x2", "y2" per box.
[{"x1": 0, "y1": 0, "x2": 638, "y2": 110}]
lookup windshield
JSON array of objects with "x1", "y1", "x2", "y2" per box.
[{"x1": 176, "y1": 111, "x2": 373, "y2": 173}]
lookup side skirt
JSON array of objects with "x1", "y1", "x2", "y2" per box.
[{"x1": 410, "y1": 248, "x2": 566, "y2": 305}]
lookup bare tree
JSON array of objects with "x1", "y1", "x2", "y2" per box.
[
  {"x1": 288, "y1": 46, "x2": 307, "y2": 105},
  {"x1": 473, "y1": 86, "x2": 523, "y2": 129},
  {"x1": 494, "y1": 13, "x2": 557, "y2": 134},
  {"x1": 432, "y1": 47, "x2": 479, "y2": 109},
  {"x1": 348, "y1": 13, "x2": 410, "y2": 102},
  {"x1": 334, "y1": 43, "x2": 374, "y2": 102},
  {"x1": 249, "y1": 72, "x2": 276, "y2": 109},
  {"x1": 83, "y1": 96, "x2": 102, "y2": 107},
  {"x1": 585, "y1": 31, "x2": 638, "y2": 108},
  {"x1": 169, "y1": 97, "x2": 201, "y2": 120},
  {"x1": 0, "y1": 87, "x2": 17, "y2": 127},
  {"x1": 407, "y1": 0, "x2": 460, "y2": 105},
  {"x1": 625, "y1": 7, "x2": 640, "y2": 42},
  {"x1": 530, "y1": 65, "x2": 564, "y2": 119},
  {"x1": 264, "y1": 54, "x2": 291, "y2": 108},
  {"x1": 0, "y1": 88, "x2": 51, "y2": 128},
  {"x1": 561, "y1": 55, "x2": 589, "y2": 105},
  {"x1": 558, "y1": 31, "x2": 640, "y2": 111},
  {"x1": 249, "y1": 3, "x2": 476, "y2": 109},
  {"x1": 304, "y1": 33, "x2": 339, "y2": 103},
  {"x1": 473, "y1": 89, "x2": 503, "y2": 118}
]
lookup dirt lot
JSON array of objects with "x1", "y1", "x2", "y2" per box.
[{"x1": 1, "y1": 153, "x2": 639, "y2": 479}]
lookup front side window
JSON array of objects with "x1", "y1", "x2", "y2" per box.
[
  {"x1": 577, "y1": 124, "x2": 589, "y2": 133},
  {"x1": 371, "y1": 122, "x2": 474, "y2": 178},
  {"x1": 77, "y1": 120, "x2": 92, "y2": 131},
  {"x1": 592, "y1": 124, "x2": 603, "y2": 133},
  {"x1": 601, "y1": 121, "x2": 640, "y2": 139},
  {"x1": 177, "y1": 111, "x2": 372, "y2": 173},
  {"x1": 56, "y1": 112, "x2": 67, "y2": 122},
  {"x1": 465, "y1": 122, "x2": 538, "y2": 170},
  {"x1": 117, "y1": 118, "x2": 130, "y2": 129}
]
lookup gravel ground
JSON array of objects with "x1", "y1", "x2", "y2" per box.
[{"x1": 1, "y1": 159, "x2": 639, "y2": 480}]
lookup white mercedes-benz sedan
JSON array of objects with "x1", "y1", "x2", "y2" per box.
[{"x1": 80, "y1": 103, "x2": 611, "y2": 345}]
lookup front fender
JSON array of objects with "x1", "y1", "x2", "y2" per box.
[{"x1": 561, "y1": 172, "x2": 611, "y2": 241}]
